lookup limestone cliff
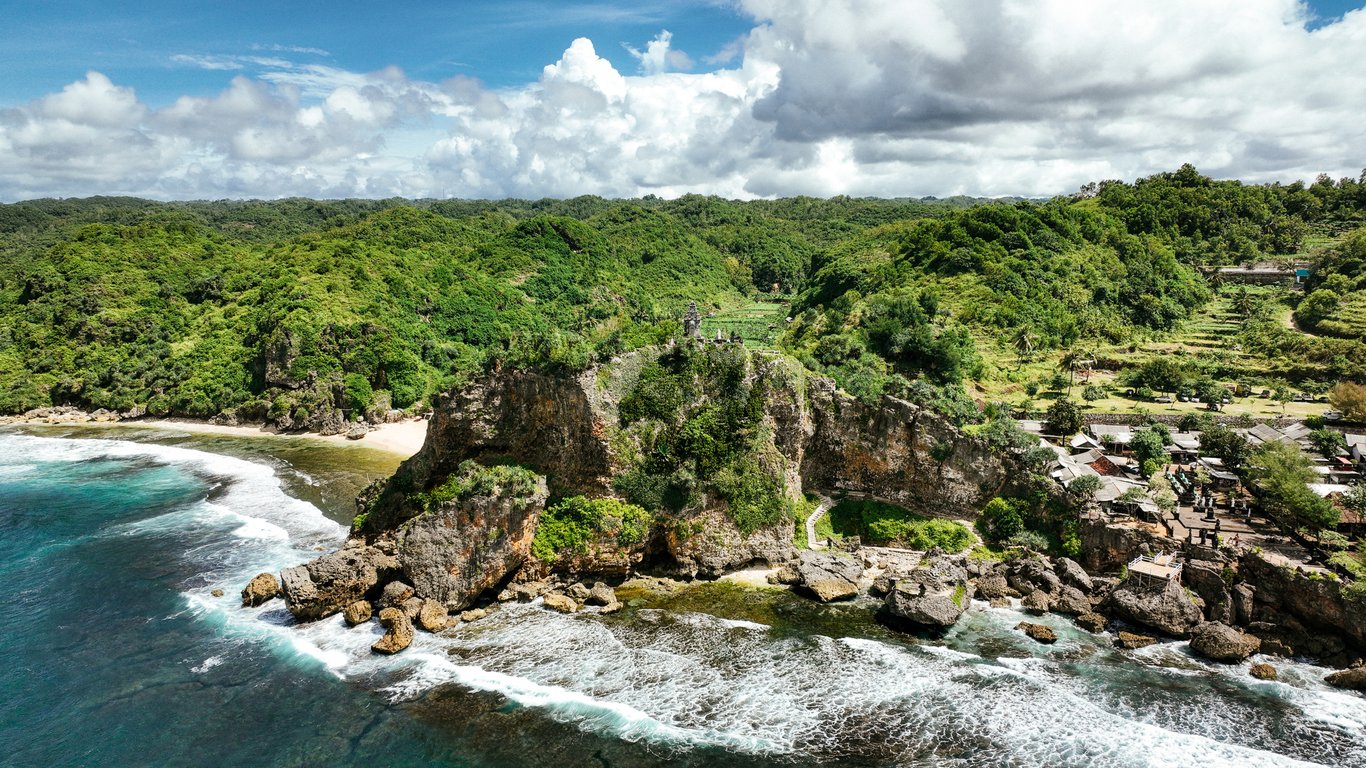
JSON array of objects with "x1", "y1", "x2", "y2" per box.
[{"x1": 355, "y1": 344, "x2": 1009, "y2": 586}]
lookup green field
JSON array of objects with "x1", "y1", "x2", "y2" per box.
[{"x1": 699, "y1": 299, "x2": 791, "y2": 349}]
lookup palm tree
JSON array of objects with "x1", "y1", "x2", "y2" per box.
[
  {"x1": 1231, "y1": 287, "x2": 1256, "y2": 318},
  {"x1": 1012, "y1": 327, "x2": 1038, "y2": 365},
  {"x1": 1058, "y1": 347, "x2": 1084, "y2": 394}
]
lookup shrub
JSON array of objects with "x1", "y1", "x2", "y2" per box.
[
  {"x1": 979, "y1": 497, "x2": 1026, "y2": 541},
  {"x1": 1004, "y1": 530, "x2": 1050, "y2": 553},
  {"x1": 532, "y1": 496, "x2": 653, "y2": 562}
]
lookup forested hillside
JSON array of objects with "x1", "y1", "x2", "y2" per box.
[{"x1": 1, "y1": 166, "x2": 1363, "y2": 430}]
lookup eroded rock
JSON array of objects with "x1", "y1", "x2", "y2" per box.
[
  {"x1": 543, "y1": 593, "x2": 579, "y2": 613},
  {"x1": 1250, "y1": 663, "x2": 1278, "y2": 681},
  {"x1": 882, "y1": 556, "x2": 971, "y2": 630},
  {"x1": 417, "y1": 599, "x2": 450, "y2": 632},
  {"x1": 1324, "y1": 667, "x2": 1366, "y2": 691},
  {"x1": 587, "y1": 582, "x2": 617, "y2": 607},
  {"x1": 795, "y1": 551, "x2": 862, "y2": 602},
  {"x1": 1115, "y1": 631, "x2": 1157, "y2": 650},
  {"x1": 1075, "y1": 612, "x2": 1108, "y2": 633},
  {"x1": 1189, "y1": 621, "x2": 1261, "y2": 663},
  {"x1": 371, "y1": 607, "x2": 413, "y2": 654},
  {"x1": 1108, "y1": 577, "x2": 1203, "y2": 638},
  {"x1": 1016, "y1": 621, "x2": 1058, "y2": 644},
  {"x1": 280, "y1": 540, "x2": 399, "y2": 622},
  {"x1": 241, "y1": 572, "x2": 280, "y2": 607},
  {"x1": 343, "y1": 600, "x2": 372, "y2": 626}
]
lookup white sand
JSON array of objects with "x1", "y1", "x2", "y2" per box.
[{"x1": 10, "y1": 417, "x2": 429, "y2": 459}]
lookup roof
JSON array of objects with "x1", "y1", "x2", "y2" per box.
[
  {"x1": 1090, "y1": 424, "x2": 1133, "y2": 442},
  {"x1": 1309, "y1": 483, "x2": 1352, "y2": 498},
  {"x1": 1280, "y1": 422, "x2": 1312, "y2": 441},
  {"x1": 1246, "y1": 424, "x2": 1287, "y2": 445},
  {"x1": 1345, "y1": 434, "x2": 1366, "y2": 448},
  {"x1": 1170, "y1": 432, "x2": 1201, "y2": 451}
]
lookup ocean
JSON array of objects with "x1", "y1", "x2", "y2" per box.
[{"x1": 1, "y1": 427, "x2": 1363, "y2": 767}]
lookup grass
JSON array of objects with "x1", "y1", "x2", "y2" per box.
[{"x1": 828, "y1": 499, "x2": 973, "y2": 553}]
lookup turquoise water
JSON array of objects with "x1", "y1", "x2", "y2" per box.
[{"x1": 1, "y1": 430, "x2": 1364, "y2": 767}]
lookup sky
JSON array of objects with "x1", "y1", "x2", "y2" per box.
[{"x1": 1, "y1": 0, "x2": 1363, "y2": 201}]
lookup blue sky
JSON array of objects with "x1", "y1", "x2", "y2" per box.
[
  {"x1": 0, "y1": 1, "x2": 752, "y2": 105},
  {"x1": 1, "y1": 1, "x2": 1363, "y2": 200}
]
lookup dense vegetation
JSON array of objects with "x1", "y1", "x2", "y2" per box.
[
  {"x1": 531, "y1": 496, "x2": 653, "y2": 562},
  {"x1": 827, "y1": 499, "x2": 974, "y2": 552},
  {"x1": 3, "y1": 166, "x2": 1364, "y2": 433}
]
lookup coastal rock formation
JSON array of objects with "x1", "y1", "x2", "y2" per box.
[
  {"x1": 1183, "y1": 560, "x2": 1235, "y2": 625},
  {"x1": 1022, "y1": 590, "x2": 1052, "y2": 615},
  {"x1": 1052, "y1": 585, "x2": 1093, "y2": 616},
  {"x1": 241, "y1": 572, "x2": 279, "y2": 607},
  {"x1": 1324, "y1": 667, "x2": 1366, "y2": 691},
  {"x1": 587, "y1": 583, "x2": 617, "y2": 607},
  {"x1": 417, "y1": 599, "x2": 450, "y2": 632},
  {"x1": 1115, "y1": 631, "x2": 1157, "y2": 650},
  {"x1": 1237, "y1": 551, "x2": 1366, "y2": 659},
  {"x1": 974, "y1": 573, "x2": 1010, "y2": 600},
  {"x1": 279, "y1": 540, "x2": 399, "y2": 621},
  {"x1": 1189, "y1": 621, "x2": 1261, "y2": 662},
  {"x1": 371, "y1": 607, "x2": 413, "y2": 654},
  {"x1": 1075, "y1": 613, "x2": 1108, "y2": 633},
  {"x1": 343, "y1": 600, "x2": 372, "y2": 626},
  {"x1": 543, "y1": 593, "x2": 578, "y2": 613},
  {"x1": 394, "y1": 476, "x2": 549, "y2": 611},
  {"x1": 1108, "y1": 577, "x2": 1204, "y2": 638},
  {"x1": 1016, "y1": 621, "x2": 1058, "y2": 644},
  {"x1": 1250, "y1": 663, "x2": 1278, "y2": 680},
  {"x1": 882, "y1": 556, "x2": 971, "y2": 629},
  {"x1": 1054, "y1": 558, "x2": 1094, "y2": 592},
  {"x1": 795, "y1": 551, "x2": 863, "y2": 602}
]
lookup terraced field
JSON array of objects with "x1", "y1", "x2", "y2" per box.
[{"x1": 699, "y1": 299, "x2": 791, "y2": 349}]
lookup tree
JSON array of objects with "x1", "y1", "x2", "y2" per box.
[
  {"x1": 1246, "y1": 441, "x2": 1339, "y2": 532},
  {"x1": 1045, "y1": 397, "x2": 1084, "y2": 436},
  {"x1": 1083, "y1": 384, "x2": 1105, "y2": 402},
  {"x1": 1296, "y1": 289, "x2": 1341, "y2": 326},
  {"x1": 1068, "y1": 474, "x2": 1101, "y2": 503},
  {"x1": 1329, "y1": 381, "x2": 1366, "y2": 422},
  {"x1": 1195, "y1": 379, "x2": 1226, "y2": 410},
  {"x1": 1130, "y1": 427, "x2": 1169, "y2": 474},
  {"x1": 1200, "y1": 422, "x2": 1250, "y2": 470},
  {"x1": 979, "y1": 497, "x2": 1026, "y2": 541},
  {"x1": 1308, "y1": 428, "x2": 1346, "y2": 459}
]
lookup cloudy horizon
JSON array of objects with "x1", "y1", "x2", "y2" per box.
[{"x1": 2, "y1": 0, "x2": 1364, "y2": 202}]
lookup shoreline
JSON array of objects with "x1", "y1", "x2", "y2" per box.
[{"x1": 0, "y1": 413, "x2": 429, "y2": 459}]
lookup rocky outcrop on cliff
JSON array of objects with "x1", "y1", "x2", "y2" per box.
[
  {"x1": 394, "y1": 476, "x2": 549, "y2": 611},
  {"x1": 882, "y1": 555, "x2": 972, "y2": 629},
  {"x1": 1107, "y1": 577, "x2": 1204, "y2": 638},
  {"x1": 1236, "y1": 551, "x2": 1366, "y2": 666},
  {"x1": 1189, "y1": 621, "x2": 1261, "y2": 662}
]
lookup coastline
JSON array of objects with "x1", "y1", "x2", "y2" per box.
[{"x1": 0, "y1": 413, "x2": 428, "y2": 459}]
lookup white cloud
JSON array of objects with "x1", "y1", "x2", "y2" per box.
[{"x1": 2, "y1": 2, "x2": 1365, "y2": 201}]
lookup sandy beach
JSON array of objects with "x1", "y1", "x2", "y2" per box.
[{"x1": 3, "y1": 414, "x2": 430, "y2": 459}]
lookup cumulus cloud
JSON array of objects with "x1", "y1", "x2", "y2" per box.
[{"x1": 2, "y1": 1, "x2": 1365, "y2": 200}]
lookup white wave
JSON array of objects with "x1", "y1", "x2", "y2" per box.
[{"x1": 191, "y1": 655, "x2": 224, "y2": 674}]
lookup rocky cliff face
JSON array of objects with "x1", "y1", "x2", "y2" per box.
[{"x1": 356, "y1": 344, "x2": 1010, "y2": 582}]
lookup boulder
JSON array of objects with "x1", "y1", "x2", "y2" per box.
[
  {"x1": 795, "y1": 551, "x2": 863, "y2": 602},
  {"x1": 868, "y1": 574, "x2": 896, "y2": 597},
  {"x1": 241, "y1": 572, "x2": 280, "y2": 607},
  {"x1": 1054, "y1": 558, "x2": 1094, "y2": 593},
  {"x1": 343, "y1": 600, "x2": 372, "y2": 626},
  {"x1": 1232, "y1": 583, "x2": 1256, "y2": 625},
  {"x1": 381, "y1": 581, "x2": 416, "y2": 608},
  {"x1": 1108, "y1": 577, "x2": 1203, "y2": 638},
  {"x1": 211, "y1": 589, "x2": 225, "y2": 598},
  {"x1": 989, "y1": 598, "x2": 1011, "y2": 609},
  {"x1": 600, "y1": 601, "x2": 624, "y2": 615},
  {"x1": 1258, "y1": 637, "x2": 1294, "y2": 657},
  {"x1": 1249, "y1": 663, "x2": 1278, "y2": 681},
  {"x1": 401, "y1": 596, "x2": 425, "y2": 622},
  {"x1": 543, "y1": 593, "x2": 578, "y2": 613},
  {"x1": 769, "y1": 563, "x2": 801, "y2": 586},
  {"x1": 882, "y1": 556, "x2": 971, "y2": 630},
  {"x1": 1189, "y1": 621, "x2": 1261, "y2": 662},
  {"x1": 498, "y1": 581, "x2": 550, "y2": 603},
  {"x1": 417, "y1": 599, "x2": 450, "y2": 632},
  {"x1": 1325, "y1": 667, "x2": 1366, "y2": 691},
  {"x1": 1016, "y1": 621, "x2": 1058, "y2": 644},
  {"x1": 459, "y1": 608, "x2": 489, "y2": 622},
  {"x1": 1115, "y1": 631, "x2": 1157, "y2": 650},
  {"x1": 1008, "y1": 558, "x2": 1062, "y2": 596},
  {"x1": 1052, "y1": 585, "x2": 1093, "y2": 616},
  {"x1": 566, "y1": 583, "x2": 592, "y2": 601},
  {"x1": 1022, "y1": 590, "x2": 1053, "y2": 615},
  {"x1": 280, "y1": 540, "x2": 399, "y2": 622},
  {"x1": 587, "y1": 582, "x2": 617, "y2": 607},
  {"x1": 371, "y1": 608, "x2": 414, "y2": 654},
  {"x1": 1075, "y1": 613, "x2": 1108, "y2": 633},
  {"x1": 975, "y1": 574, "x2": 1010, "y2": 600}
]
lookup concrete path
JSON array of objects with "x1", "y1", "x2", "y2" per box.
[{"x1": 805, "y1": 495, "x2": 835, "y2": 550}]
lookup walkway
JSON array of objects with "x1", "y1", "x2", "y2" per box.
[{"x1": 805, "y1": 494, "x2": 835, "y2": 550}]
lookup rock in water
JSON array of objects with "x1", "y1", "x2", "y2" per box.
[
  {"x1": 883, "y1": 556, "x2": 971, "y2": 630},
  {"x1": 586, "y1": 582, "x2": 617, "y2": 607},
  {"x1": 1325, "y1": 667, "x2": 1366, "y2": 691},
  {"x1": 974, "y1": 573, "x2": 1010, "y2": 600},
  {"x1": 417, "y1": 599, "x2": 450, "y2": 632},
  {"x1": 371, "y1": 608, "x2": 414, "y2": 654},
  {"x1": 211, "y1": 589, "x2": 225, "y2": 598},
  {"x1": 1189, "y1": 621, "x2": 1262, "y2": 662},
  {"x1": 566, "y1": 583, "x2": 591, "y2": 601},
  {"x1": 1115, "y1": 631, "x2": 1157, "y2": 650},
  {"x1": 795, "y1": 551, "x2": 863, "y2": 602},
  {"x1": 343, "y1": 600, "x2": 372, "y2": 626},
  {"x1": 1016, "y1": 621, "x2": 1058, "y2": 644},
  {"x1": 241, "y1": 572, "x2": 280, "y2": 607},
  {"x1": 543, "y1": 593, "x2": 579, "y2": 613},
  {"x1": 600, "y1": 601, "x2": 624, "y2": 614},
  {"x1": 1249, "y1": 663, "x2": 1278, "y2": 680},
  {"x1": 459, "y1": 608, "x2": 489, "y2": 623},
  {"x1": 1075, "y1": 613, "x2": 1108, "y2": 633},
  {"x1": 280, "y1": 540, "x2": 399, "y2": 621},
  {"x1": 1107, "y1": 577, "x2": 1203, "y2": 638}
]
